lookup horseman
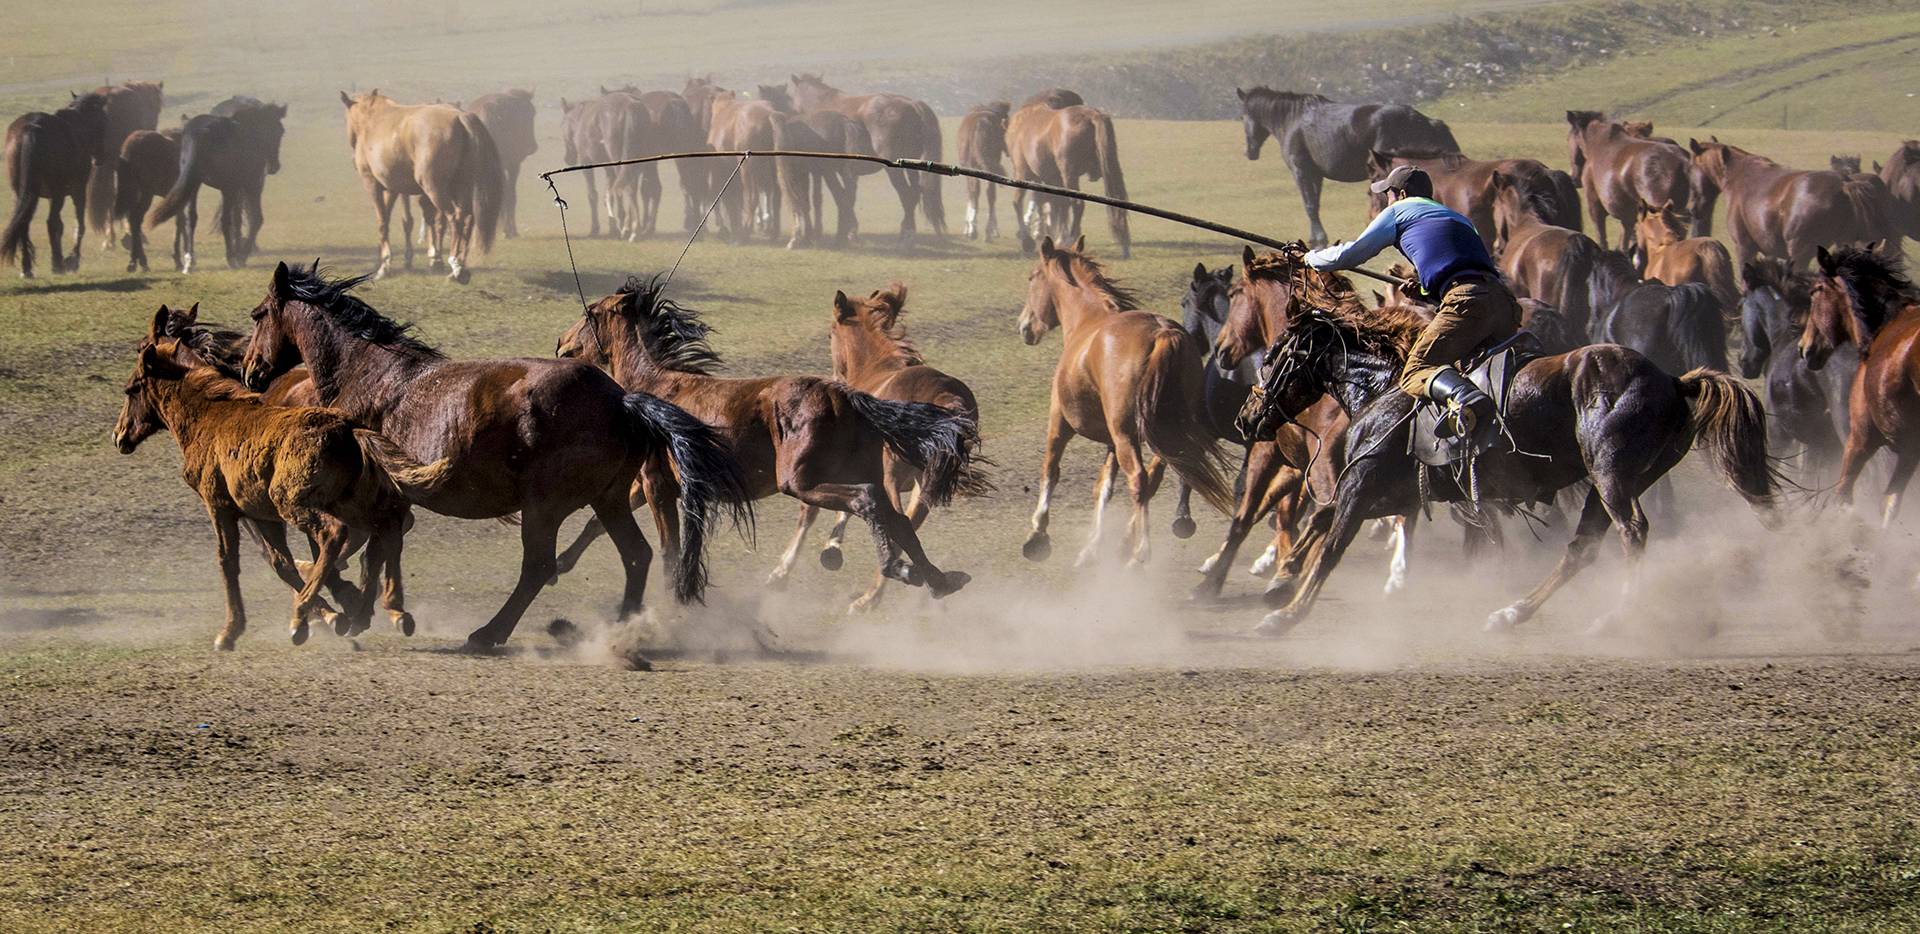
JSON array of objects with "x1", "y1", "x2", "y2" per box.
[{"x1": 1302, "y1": 165, "x2": 1521, "y2": 439}]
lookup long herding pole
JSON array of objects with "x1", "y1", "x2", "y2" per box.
[{"x1": 538, "y1": 149, "x2": 1412, "y2": 289}]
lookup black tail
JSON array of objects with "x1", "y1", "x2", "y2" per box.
[
  {"x1": 1, "y1": 123, "x2": 42, "y2": 270},
  {"x1": 844, "y1": 390, "x2": 994, "y2": 507},
  {"x1": 622, "y1": 392, "x2": 755, "y2": 604},
  {"x1": 1548, "y1": 169, "x2": 1583, "y2": 232},
  {"x1": 1663, "y1": 283, "x2": 1728, "y2": 373},
  {"x1": 147, "y1": 121, "x2": 215, "y2": 228}
]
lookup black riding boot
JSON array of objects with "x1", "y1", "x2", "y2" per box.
[{"x1": 1427, "y1": 367, "x2": 1495, "y2": 442}]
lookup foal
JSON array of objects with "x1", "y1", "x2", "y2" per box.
[{"x1": 115, "y1": 307, "x2": 415, "y2": 650}]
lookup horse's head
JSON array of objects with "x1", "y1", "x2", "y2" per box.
[
  {"x1": 1831, "y1": 154, "x2": 1863, "y2": 176},
  {"x1": 1217, "y1": 244, "x2": 1311, "y2": 371},
  {"x1": 339, "y1": 90, "x2": 384, "y2": 148},
  {"x1": 563, "y1": 276, "x2": 719, "y2": 377},
  {"x1": 1738, "y1": 259, "x2": 1796, "y2": 379},
  {"x1": 115, "y1": 307, "x2": 191, "y2": 454},
  {"x1": 1234, "y1": 87, "x2": 1266, "y2": 160},
  {"x1": 1018, "y1": 235, "x2": 1080, "y2": 344},
  {"x1": 240, "y1": 261, "x2": 308, "y2": 390},
  {"x1": 1687, "y1": 137, "x2": 1734, "y2": 184},
  {"x1": 1802, "y1": 243, "x2": 1907, "y2": 370},
  {"x1": 788, "y1": 73, "x2": 836, "y2": 110},
  {"x1": 756, "y1": 84, "x2": 795, "y2": 113},
  {"x1": 235, "y1": 102, "x2": 288, "y2": 175},
  {"x1": 1179, "y1": 262, "x2": 1234, "y2": 343},
  {"x1": 829, "y1": 283, "x2": 911, "y2": 379},
  {"x1": 1565, "y1": 110, "x2": 1603, "y2": 178},
  {"x1": 1634, "y1": 199, "x2": 1687, "y2": 248},
  {"x1": 1233, "y1": 307, "x2": 1343, "y2": 441}
]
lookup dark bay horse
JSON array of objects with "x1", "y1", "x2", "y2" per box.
[
  {"x1": 1235, "y1": 87, "x2": 1460, "y2": 247},
  {"x1": 1587, "y1": 248, "x2": 1729, "y2": 377},
  {"x1": 145, "y1": 100, "x2": 286, "y2": 271},
  {"x1": 1006, "y1": 101, "x2": 1130, "y2": 258},
  {"x1": 1740, "y1": 258, "x2": 1855, "y2": 477},
  {"x1": 789, "y1": 74, "x2": 946, "y2": 239},
  {"x1": 1234, "y1": 252, "x2": 1779, "y2": 635},
  {"x1": 958, "y1": 102, "x2": 1011, "y2": 241},
  {"x1": 1689, "y1": 138, "x2": 1895, "y2": 269},
  {"x1": 3, "y1": 92, "x2": 110, "y2": 277},
  {"x1": 1565, "y1": 111, "x2": 1695, "y2": 250},
  {"x1": 112, "y1": 127, "x2": 182, "y2": 273},
  {"x1": 1800, "y1": 246, "x2": 1920, "y2": 532},
  {"x1": 1365, "y1": 150, "x2": 1578, "y2": 249},
  {"x1": 84, "y1": 80, "x2": 163, "y2": 253},
  {"x1": 1490, "y1": 169, "x2": 1603, "y2": 337},
  {"x1": 1877, "y1": 141, "x2": 1920, "y2": 241},
  {"x1": 554, "y1": 277, "x2": 986, "y2": 609},
  {"x1": 1018, "y1": 236, "x2": 1232, "y2": 566},
  {"x1": 239, "y1": 262, "x2": 752, "y2": 651},
  {"x1": 117, "y1": 307, "x2": 416, "y2": 651},
  {"x1": 467, "y1": 90, "x2": 537, "y2": 238}
]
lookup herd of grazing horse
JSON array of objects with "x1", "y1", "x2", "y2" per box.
[{"x1": 5, "y1": 76, "x2": 1918, "y2": 654}]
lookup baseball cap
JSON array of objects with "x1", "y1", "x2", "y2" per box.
[{"x1": 1370, "y1": 164, "x2": 1427, "y2": 193}]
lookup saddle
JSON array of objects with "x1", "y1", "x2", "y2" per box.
[{"x1": 1409, "y1": 330, "x2": 1544, "y2": 468}]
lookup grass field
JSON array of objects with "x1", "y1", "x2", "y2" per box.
[{"x1": 4, "y1": 2, "x2": 1920, "y2": 928}]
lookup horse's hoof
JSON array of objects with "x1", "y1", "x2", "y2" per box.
[
  {"x1": 1263, "y1": 578, "x2": 1297, "y2": 607},
  {"x1": 1248, "y1": 549, "x2": 1278, "y2": 576},
  {"x1": 459, "y1": 637, "x2": 499, "y2": 655},
  {"x1": 847, "y1": 593, "x2": 882, "y2": 615},
  {"x1": 1197, "y1": 554, "x2": 1220, "y2": 575},
  {"x1": 291, "y1": 620, "x2": 310, "y2": 646},
  {"x1": 394, "y1": 612, "x2": 416, "y2": 637},
  {"x1": 1250, "y1": 610, "x2": 1299, "y2": 638},
  {"x1": 1074, "y1": 546, "x2": 1102, "y2": 569},
  {"x1": 930, "y1": 571, "x2": 970, "y2": 599},
  {"x1": 1485, "y1": 606, "x2": 1525, "y2": 632},
  {"x1": 819, "y1": 545, "x2": 844, "y2": 571},
  {"x1": 214, "y1": 636, "x2": 237, "y2": 652},
  {"x1": 449, "y1": 267, "x2": 470, "y2": 285},
  {"x1": 1022, "y1": 534, "x2": 1052, "y2": 562},
  {"x1": 327, "y1": 611, "x2": 351, "y2": 638},
  {"x1": 1171, "y1": 516, "x2": 1197, "y2": 539},
  {"x1": 765, "y1": 572, "x2": 789, "y2": 591},
  {"x1": 1383, "y1": 575, "x2": 1407, "y2": 597},
  {"x1": 1188, "y1": 581, "x2": 1222, "y2": 603}
]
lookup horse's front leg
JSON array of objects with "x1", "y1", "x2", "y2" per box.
[
  {"x1": 464, "y1": 507, "x2": 564, "y2": 650},
  {"x1": 1383, "y1": 514, "x2": 1413, "y2": 596},
  {"x1": 767, "y1": 504, "x2": 821, "y2": 589},
  {"x1": 1486, "y1": 487, "x2": 1612, "y2": 631},
  {"x1": 1254, "y1": 488, "x2": 1370, "y2": 636},
  {"x1": 1024, "y1": 409, "x2": 1072, "y2": 561},
  {"x1": 369, "y1": 184, "x2": 396, "y2": 279},
  {"x1": 209, "y1": 507, "x2": 248, "y2": 651}
]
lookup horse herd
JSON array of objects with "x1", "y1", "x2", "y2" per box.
[{"x1": 10, "y1": 76, "x2": 1919, "y2": 654}]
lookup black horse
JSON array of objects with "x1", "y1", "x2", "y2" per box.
[
  {"x1": 2, "y1": 92, "x2": 110, "y2": 277},
  {"x1": 1231, "y1": 255, "x2": 1778, "y2": 635},
  {"x1": 1587, "y1": 249, "x2": 1728, "y2": 376},
  {"x1": 1739, "y1": 258, "x2": 1857, "y2": 478},
  {"x1": 145, "y1": 99, "x2": 285, "y2": 271},
  {"x1": 1234, "y1": 87, "x2": 1460, "y2": 247},
  {"x1": 1166, "y1": 261, "x2": 1255, "y2": 539}
]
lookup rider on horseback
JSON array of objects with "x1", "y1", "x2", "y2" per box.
[{"x1": 1302, "y1": 165, "x2": 1521, "y2": 439}]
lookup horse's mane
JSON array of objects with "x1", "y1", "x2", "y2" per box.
[
  {"x1": 167, "y1": 320, "x2": 250, "y2": 377},
  {"x1": 857, "y1": 283, "x2": 924, "y2": 367},
  {"x1": 180, "y1": 363, "x2": 265, "y2": 403},
  {"x1": 1504, "y1": 180, "x2": 1563, "y2": 225},
  {"x1": 1664, "y1": 283, "x2": 1730, "y2": 373},
  {"x1": 1240, "y1": 87, "x2": 1331, "y2": 125},
  {"x1": 975, "y1": 101, "x2": 1011, "y2": 119},
  {"x1": 1889, "y1": 140, "x2": 1920, "y2": 174},
  {"x1": 281, "y1": 262, "x2": 444, "y2": 360},
  {"x1": 1587, "y1": 249, "x2": 1641, "y2": 317},
  {"x1": 1743, "y1": 258, "x2": 1811, "y2": 306},
  {"x1": 1826, "y1": 246, "x2": 1917, "y2": 337},
  {"x1": 615, "y1": 274, "x2": 723, "y2": 374},
  {"x1": 1244, "y1": 250, "x2": 1413, "y2": 357},
  {"x1": 1059, "y1": 250, "x2": 1141, "y2": 311}
]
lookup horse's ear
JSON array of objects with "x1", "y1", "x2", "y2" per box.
[
  {"x1": 340, "y1": 91, "x2": 353, "y2": 108},
  {"x1": 1071, "y1": 234, "x2": 1087, "y2": 253},
  {"x1": 272, "y1": 103, "x2": 287, "y2": 118},
  {"x1": 599, "y1": 85, "x2": 609, "y2": 95},
  {"x1": 1710, "y1": 134, "x2": 1719, "y2": 143},
  {"x1": 1874, "y1": 160, "x2": 1884, "y2": 174},
  {"x1": 1372, "y1": 290, "x2": 1385, "y2": 305},
  {"x1": 1234, "y1": 87, "x2": 1246, "y2": 101},
  {"x1": 1488, "y1": 169, "x2": 1507, "y2": 189},
  {"x1": 271, "y1": 260, "x2": 291, "y2": 297},
  {"x1": 149, "y1": 306, "x2": 170, "y2": 340},
  {"x1": 1193, "y1": 262, "x2": 1208, "y2": 281},
  {"x1": 1039, "y1": 236, "x2": 1056, "y2": 258},
  {"x1": 790, "y1": 74, "x2": 800, "y2": 85},
  {"x1": 1816, "y1": 246, "x2": 1837, "y2": 275},
  {"x1": 1242, "y1": 244, "x2": 1256, "y2": 268},
  {"x1": 1687, "y1": 138, "x2": 1704, "y2": 155},
  {"x1": 1659, "y1": 198, "x2": 1674, "y2": 213},
  {"x1": 1565, "y1": 111, "x2": 1579, "y2": 127},
  {"x1": 833, "y1": 290, "x2": 857, "y2": 321},
  {"x1": 181, "y1": 302, "x2": 199, "y2": 328},
  {"x1": 1867, "y1": 238, "x2": 1888, "y2": 258}
]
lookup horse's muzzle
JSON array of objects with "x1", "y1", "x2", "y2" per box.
[{"x1": 241, "y1": 364, "x2": 270, "y2": 391}]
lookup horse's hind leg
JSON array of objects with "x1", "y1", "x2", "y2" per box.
[
  {"x1": 1255, "y1": 488, "x2": 1369, "y2": 635},
  {"x1": 465, "y1": 507, "x2": 563, "y2": 649},
  {"x1": 1877, "y1": 450, "x2": 1918, "y2": 529},
  {"x1": 66, "y1": 187, "x2": 86, "y2": 272},
  {"x1": 590, "y1": 487, "x2": 656, "y2": 623},
  {"x1": 985, "y1": 181, "x2": 1000, "y2": 241},
  {"x1": 45, "y1": 194, "x2": 66, "y2": 274},
  {"x1": 398, "y1": 193, "x2": 416, "y2": 271},
  {"x1": 1486, "y1": 487, "x2": 1613, "y2": 631},
  {"x1": 1266, "y1": 502, "x2": 1335, "y2": 607},
  {"x1": 1075, "y1": 450, "x2": 1118, "y2": 567},
  {"x1": 767, "y1": 504, "x2": 822, "y2": 589},
  {"x1": 641, "y1": 165, "x2": 662, "y2": 236},
  {"x1": 1384, "y1": 514, "x2": 1413, "y2": 596},
  {"x1": 365, "y1": 514, "x2": 414, "y2": 636},
  {"x1": 290, "y1": 513, "x2": 351, "y2": 640},
  {"x1": 1195, "y1": 447, "x2": 1297, "y2": 599},
  {"x1": 964, "y1": 178, "x2": 981, "y2": 239},
  {"x1": 553, "y1": 477, "x2": 645, "y2": 581},
  {"x1": 785, "y1": 475, "x2": 967, "y2": 601},
  {"x1": 207, "y1": 508, "x2": 249, "y2": 650},
  {"x1": 886, "y1": 167, "x2": 918, "y2": 239}
]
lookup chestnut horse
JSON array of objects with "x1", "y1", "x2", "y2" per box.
[
  {"x1": 1633, "y1": 200, "x2": 1739, "y2": 312},
  {"x1": 1233, "y1": 251, "x2": 1779, "y2": 635},
  {"x1": 758, "y1": 84, "x2": 874, "y2": 248},
  {"x1": 1490, "y1": 169, "x2": 1604, "y2": 337},
  {"x1": 1006, "y1": 101, "x2": 1131, "y2": 258},
  {"x1": 1799, "y1": 245, "x2": 1920, "y2": 531},
  {"x1": 957, "y1": 102, "x2": 1011, "y2": 241},
  {"x1": 1688, "y1": 138, "x2": 1895, "y2": 269},
  {"x1": 767, "y1": 284, "x2": 986, "y2": 611},
  {"x1": 1365, "y1": 150, "x2": 1578, "y2": 249},
  {"x1": 84, "y1": 80, "x2": 163, "y2": 252},
  {"x1": 1018, "y1": 236, "x2": 1232, "y2": 566},
  {"x1": 788, "y1": 73, "x2": 946, "y2": 239},
  {"x1": 467, "y1": 89, "x2": 537, "y2": 238},
  {"x1": 1565, "y1": 111, "x2": 1695, "y2": 250},
  {"x1": 112, "y1": 127, "x2": 182, "y2": 273},
  {"x1": 3, "y1": 92, "x2": 110, "y2": 277},
  {"x1": 240, "y1": 262, "x2": 751, "y2": 651},
  {"x1": 339, "y1": 91, "x2": 502, "y2": 282},
  {"x1": 554, "y1": 277, "x2": 986, "y2": 610},
  {"x1": 116, "y1": 306, "x2": 417, "y2": 650}
]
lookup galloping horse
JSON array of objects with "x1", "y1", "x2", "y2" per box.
[
  {"x1": 1799, "y1": 246, "x2": 1920, "y2": 531},
  {"x1": 1006, "y1": 101, "x2": 1131, "y2": 258},
  {"x1": 788, "y1": 74, "x2": 946, "y2": 239},
  {"x1": 1490, "y1": 169, "x2": 1603, "y2": 337},
  {"x1": 1233, "y1": 250, "x2": 1779, "y2": 635},
  {"x1": 84, "y1": 80, "x2": 163, "y2": 252},
  {"x1": 1633, "y1": 200, "x2": 1739, "y2": 312},
  {"x1": 1565, "y1": 111, "x2": 1695, "y2": 250},
  {"x1": 1018, "y1": 236, "x2": 1232, "y2": 566},
  {"x1": 466, "y1": 90, "x2": 537, "y2": 238},
  {"x1": 957, "y1": 102, "x2": 1011, "y2": 241},
  {"x1": 3, "y1": 92, "x2": 109, "y2": 277},
  {"x1": 339, "y1": 91, "x2": 502, "y2": 282},
  {"x1": 1365, "y1": 150, "x2": 1579, "y2": 249},
  {"x1": 117, "y1": 306, "x2": 416, "y2": 651},
  {"x1": 1234, "y1": 87, "x2": 1460, "y2": 247},
  {"x1": 1689, "y1": 138, "x2": 1895, "y2": 269},
  {"x1": 766, "y1": 284, "x2": 986, "y2": 610},
  {"x1": 1740, "y1": 258, "x2": 1854, "y2": 477},
  {"x1": 146, "y1": 100, "x2": 286, "y2": 271},
  {"x1": 240, "y1": 262, "x2": 751, "y2": 651},
  {"x1": 554, "y1": 277, "x2": 986, "y2": 611}
]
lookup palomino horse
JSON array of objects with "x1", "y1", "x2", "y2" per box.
[
  {"x1": 3, "y1": 92, "x2": 110, "y2": 277},
  {"x1": 1633, "y1": 200, "x2": 1739, "y2": 312},
  {"x1": 957, "y1": 102, "x2": 1011, "y2": 241},
  {"x1": 116, "y1": 306, "x2": 416, "y2": 651},
  {"x1": 84, "y1": 80, "x2": 163, "y2": 252},
  {"x1": 1018, "y1": 236, "x2": 1232, "y2": 566},
  {"x1": 766, "y1": 284, "x2": 986, "y2": 611},
  {"x1": 1565, "y1": 111, "x2": 1695, "y2": 250},
  {"x1": 240, "y1": 262, "x2": 752, "y2": 651},
  {"x1": 146, "y1": 100, "x2": 286, "y2": 271},
  {"x1": 339, "y1": 91, "x2": 502, "y2": 282},
  {"x1": 467, "y1": 90, "x2": 537, "y2": 238},
  {"x1": 553, "y1": 277, "x2": 986, "y2": 609},
  {"x1": 1234, "y1": 87, "x2": 1460, "y2": 246},
  {"x1": 1489, "y1": 169, "x2": 1604, "y2": 337},
  {"x1": 1799, "y1": 245, "x2": 1920, "y2": 532},
  {"x1": 1690, "y1": 138, "x2": 1897, "y2": 269},
  {"x1": 1877, "y1": 141, "x2": 1920, "y2": 241},
  {"x1": 1233, "y1": 250, "x2": 1779, "y2": 635},
  {"x1": 788, "y1": 73, "x2": 946, "y2": 239},
  {"x1": 112, "y1": 127, "x2": 182, "y2": 273},
  {"x1": 1006, "y1": 101, "x2": 1131, "y2": 258},
  {"x1": 1365, "y1": 150, "x2": 1579, "y2": 249}
]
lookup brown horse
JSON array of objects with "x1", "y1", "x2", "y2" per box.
[
  {"x1": 83, "y1": 80, "x2": 163, "y2": 252},
  {"x1": 767, "y1": 284, "x2": 985, "y2": 611},
  {"x1": 1689, "y1": 138, "x2": 1895, "y2": 269},
  {"x1": 339, "y1": 91, "x2": 502, "y2": 282},
  {"x1": 1365, "y1": 150, "x2": 1578, "y2": 248},
  {"x1": 240, "y1": 262, "x2": 752, "y2": 651},
  {"x1": 957, "y1": 102, "x2": 1011, "y2": 241},
  {"x1": 145, "y1": 100, "x2": 286, "y2": 271},
  {"x1": 467, "y1": 89, "x2": 537, "y2": 238},
  {"x1": 1023, "y1": 88, "x2": 1085, "y2": 109},
  {"x1": 552, "y1": 277, "x2": 985, "y2": 609},
  {"x1": 705, "y1": 90, "x2": 782, "y2": 241},
  {"x1": 3, "y1": 92, "x2": 110, "y2": 277},
  {"x1": 1565, "y1": 111, "x2": 1695, "y2": 250},
  {"x1": 1006, "y1": 102, "x2": 1131, "y2": 258},
  {"x1": 112, "y1": 127, "x2": 182, "y2": 273},
  {"x1": 1799, "y1": 245, "x2": 1920, "y2": 532},
  {"x1": 1018, "y1": 236, "x2": 1231, "y2": 565},
  {"x1": 1633, "y1": 200, "x2": 1739, "y2": 312},
  {"x1": 1490, "y1": 170, "x2": 1604, "y2": 337},
  {"x1": 1878, "y1": 141, "x2": 1920, "y2": 240},
  {"x1": 116, "y1": 306, "x2": 417, "y2": 651},
  {"x1": 788, "y1": 73, "x2": 946, "y2": 239}
]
